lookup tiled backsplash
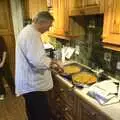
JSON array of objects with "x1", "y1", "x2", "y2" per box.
[{"x1": 74, "y1": 15, "x2": 120, "y2": 80}]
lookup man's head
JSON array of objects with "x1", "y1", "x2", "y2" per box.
[{"x1": 33, "y1": 11, "x2": 54, "y2": 33}]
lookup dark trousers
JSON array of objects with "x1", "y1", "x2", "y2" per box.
[
  {"x1": 23, "y1": 91, "x2": 50, "y2": 120},
  {"x1": 0, "y1": 63, "x2": 15, "y2": 95}
]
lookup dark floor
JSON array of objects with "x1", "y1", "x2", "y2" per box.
[{"x1": 0, "y1": 87, "x2": 27, "y2": 120}]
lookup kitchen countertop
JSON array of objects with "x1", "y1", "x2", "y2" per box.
[
  {"x1": 53, "y1": 60, "x2": 120, "y2": 120},
  {"x1": 74, "y1": 87, "x2": 120, "y2": 120}
]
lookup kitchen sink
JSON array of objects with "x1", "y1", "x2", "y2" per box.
[{"x1": 60, "y1": 62, "x2": 109, "y2": 87}]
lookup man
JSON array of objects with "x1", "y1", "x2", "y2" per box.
[
  {"x1": 15, "y1": 11, "x2": 60, "y2": 120},
  {"x1": 0, "y1": 36, "x2": 15, "y2": 100}
]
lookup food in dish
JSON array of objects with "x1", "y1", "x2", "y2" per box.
[
  {"x1": 72, "y1": 72, "x2": 97, "y2": 85},
  {"x1": 63, "y1": 65, "x2": 81, "y2": 74}
]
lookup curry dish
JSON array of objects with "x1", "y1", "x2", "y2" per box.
[
  {"x1": 72, "y1": 72, "x2": 97, "y2": 85},
  {"x1": 63, "y1": 65, "x2": 81, "y2": 74}
]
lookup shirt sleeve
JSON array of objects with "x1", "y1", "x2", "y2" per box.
[{"x1": 23, "y1": 33, "x2": 51, "y2": 72}]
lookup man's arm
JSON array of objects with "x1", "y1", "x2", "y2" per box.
[
  {"x1": 0, "y1": 52, "x2": 7, "y2": 68},
  {"x1": 22, "y1": 34, "x2": 51, "y2": 71}
]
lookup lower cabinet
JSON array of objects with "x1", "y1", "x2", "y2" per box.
[
  {"x1": 48, "y1": 75, "x2": 111, "y2": 120},
  {"x1": 73, "y1": 96, "x2": 111, "y2": 120},
  {"x1": 48, "y1": 75, "x2": 74, "y2": 120},
  {"x1": 73, "y1": 95, "x2": 111, "y2": 120}
]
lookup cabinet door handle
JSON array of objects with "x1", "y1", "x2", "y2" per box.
[
  {"x1": 87, "y1": 112, "x2": 96, "y2": 117},
  {"x1": 68, "y1": 88, "x2": 72, "y2": 92},
  {"x1": 63, "y1": 107, "x2": 69, "y2": 112},
  {"x1": 65, "y1": 107, "x2": 69, "y2": 111},
  {"x1": 56, "y1": 97, "x2": 60, "y2": 102},
  {"x1": 60, "y1": 88, "x2": 64, "y2": 92},
  {"x1": 91, "y1": 112, "x2": 96, "y2": 116}
]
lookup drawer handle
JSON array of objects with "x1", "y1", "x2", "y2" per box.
[
  {"x1": 87, "y1": 112, "x2": 96, "y2": 116},
  {"x1": 68, "y1": 88, "x2": 72, "y2": 92},
  {"x1": 64, "y1": 107, "x2": 69, "y2": 111}
]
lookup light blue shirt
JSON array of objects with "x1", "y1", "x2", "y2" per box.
[{"x1": 15, "y1": 24, "x2": 53, "y2": 96}]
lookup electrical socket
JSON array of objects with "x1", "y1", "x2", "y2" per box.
[
  {"x1": 104, "y1": 52, "x2": 111, "y2": 62},
  {"x1": 75, "y1": 45, "x2": 80, "y2": 55},
  {"x1": 116, "y1": 61, "x2": 120, "y2": 70}
]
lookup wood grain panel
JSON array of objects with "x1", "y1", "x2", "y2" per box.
[
  {"x1": 28, "y1": 0, "x2": 47, "y2": 19},
  {"x1": 103, "y1": 0, "x2": 120, "y2": 48},
  {"x1": 0, "y1": 0, "x2": 15, "y2": 77},
  {"x1": 0, "y1": 0, "x2": 13, "y2": 33}
]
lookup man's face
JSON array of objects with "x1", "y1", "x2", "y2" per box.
[{"x1": 38, "y1": 20, "x2": 53, "y2": 33}]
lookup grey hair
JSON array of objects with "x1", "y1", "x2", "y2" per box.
[{"x1": 33, "y1": 11, "x2": 54, "y2": 24}]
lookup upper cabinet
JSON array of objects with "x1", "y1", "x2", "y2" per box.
[
  {"x1": 23, "y1": 0, "x2": 48, "y2": 19},
  {"x1": 69, "y1": 0, "x2": 83, "y2": 16},
  {"x1": 84, "y1": 0, "x2": 101, "y2": 7},
  {"x1": 50, "y1": 0, "x2": 104, "y2": 40},
  {"x1": 52, "y1": 0, "x2": 69, "y2": 36},
  {"x1": 69, "y1": 0, "x2": 104, "y2": 16},
  {"x1": 84, "y1": 0, "x2": 104, "y2": 14},
  {"x1": 49, "y1": 0, "x2": 80, "y2": 40},
  {"x1": 102, "y1": 0, "x2": 120, "y2": 51}
]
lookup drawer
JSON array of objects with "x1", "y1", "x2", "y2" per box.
[
  {"x1": 81, "y1": 101, "x2": 97, "y2": 120},
  {"x1": 55, "y1": 96, "x2": 73, "y2": 113},
  {"x1": 59, "y1": 88, "x2": 74, "y2": 106},
  {"x1": 56, "y1": 80, "x2": 74, "y2": 105},
  {"x1": 64, "y1": 112, "x2": 74, "y2": 120}
]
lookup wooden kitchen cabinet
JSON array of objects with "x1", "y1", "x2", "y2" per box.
[
  {"x1": 52, "y1": 0, "x2": 68, "y2": 35},
  {"x1": 81, "y1": 101, "x2": 97, "y2": 120},
  {"x1": 102, "y1": 0, "x2": 120, "y2": 51},
  {"x1": 69, "y1": 0, "x2": 104, "y2": 16},
  {"x1": 23, "y1": 0, "x2": 47, "y2": 19},
  {"x1": 83, "y1": 0, "x2": 104, "y2": 14},
  {"x1": 69, "y1": 0, "x2": 83, "y2": 16},
  {"x1": 84, "y1": 0, "x2": 99, "y2": 6},
  {"x1": 48, "y1": 74, "x2": 74, "y2": 120},
  {"x1": 73, "y1": 95, "x2": 111, "y2": 120},
  {"x1": 0, "y1": 0, "x2": 15, "y2": 76},
  {"x1": 51, "y1": 0, "x2": 70, "y2": 37},
  {"x1": 49, "y1": 0, "x2": 81, "y2": 40}
]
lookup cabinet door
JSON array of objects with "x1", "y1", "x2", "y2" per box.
[
  {"x1": 73, "y1": 96, "x2": 82, "y2": 120},
  {"x1": 82, "y1": 108, "x2": 96, "y2": 120},
  {"x1": 69, "y1": 0, "x2": 104, "y2": 16},
  {"x1": 83, "y1": 0, "x2": 104, "y2": 14},
  {"x1": 97, "y1": 114, "x2": 111, "y2": 120},
  {"x1": 81, "y1": 103, "x2": 97, "y2": 120},
  {"x1": 0, "y1": 0, "x2": 15, "y2": 76},
  {"x1": 84, "y1": 0, "x2": 100, "y2": 7},
  {"x1": 52, "y1": 0, "x2": 69, "y2": 35},
  {"x1": 27, "y1": 0, "x2": 47, "y2": 19},
  {"x1": 69, "y1": 0, "x2": 83, "y2": 16},
  {"x1": 103, "y1": 0, "x2": 120, "y2": 49}
]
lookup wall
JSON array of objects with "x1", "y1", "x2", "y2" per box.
[
  {"x1": 71, "y1": 15, "x2": 120, "y2": 80},
  {"x1": 10, "y1": 0, "x2": 23, "y2": 40}
]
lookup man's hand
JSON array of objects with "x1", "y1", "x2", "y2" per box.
[{"x1": 50, "y1": 60, "x2": 64, "y2": 73}]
